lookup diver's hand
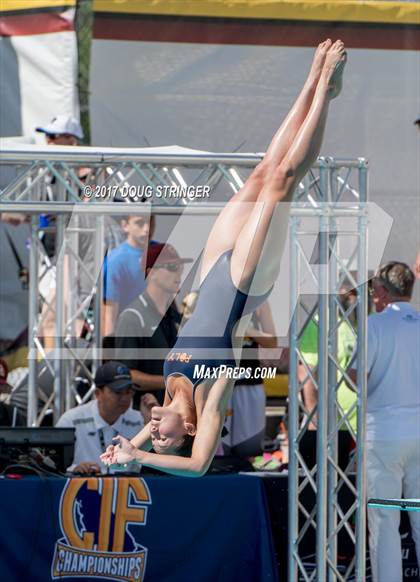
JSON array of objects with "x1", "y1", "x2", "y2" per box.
[
  {"x1": 101, "y1": 435, "x2": 139, "y2": 466},
  {"x1": 100, "y1": 444, "x2": 116, "y2": 466}
]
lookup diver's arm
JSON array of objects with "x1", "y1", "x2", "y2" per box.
[
  {"x1": 134, "y1": 405, "x2": 225, "y2": 477},
  {"x1": 109, "y1": 380, "x2": 232, "y2": 477},
  {"x1": 130, "y1": 422, "x2": 153, "y2": 451},
  {"x1": 103, "y1": 379, "x2": 232, "y2": 477},
  {"x1": 101, "y1": 422, "x2": 153, "y2": 466},
  {"x1": 104, "y1": 433, "x2": 210, "y2": 477},
  {"x1": 134, "y1": 449, "x2": 209, "y2": 477}
]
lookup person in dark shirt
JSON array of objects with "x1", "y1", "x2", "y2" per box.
[{"x1": 115, "y1": 243, "x2": 192, "y2": 404}]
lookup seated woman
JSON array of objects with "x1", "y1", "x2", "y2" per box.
[{"x1": 101, "y1": 39, "x2": 347, "y2": 476}]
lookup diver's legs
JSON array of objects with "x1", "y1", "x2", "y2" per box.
[
  {"x1": 200, "y1": 40, "x2": 332, "y2": 281},
  {"x1": 230, "y1": 40, "x2": 347, "y2": 293}
]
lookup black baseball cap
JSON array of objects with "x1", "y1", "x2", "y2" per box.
[{"x1": 94, "y1": 361, "x2": 136, "y2": 392}]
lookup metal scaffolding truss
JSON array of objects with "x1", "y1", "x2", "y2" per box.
[
  {"x1": 0, "y1": 146, "x2": 368, "y2": 580},
  {"x1": 0, "y1": 145, "x2": 269, "y2": 427},
  {"x1": 0, "y1": 144, "x2": 266, "y2": 204},
  {"x1": 288, "y1": 159, "x2": 368, "y2": 582}
]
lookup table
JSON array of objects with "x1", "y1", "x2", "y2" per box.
[{"x1": 0, "y1": 474, "x2": 278, "y2": 582}]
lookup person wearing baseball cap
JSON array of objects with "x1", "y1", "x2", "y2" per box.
[
  {"x1": 55, "y1": 361, "x2": 145, "y2": 474},
  {"x1": 115, "y1": 243, "x2": 192, "y2": 406},
  {"x1": 141, "y1": 242, "x2": 193, "y2": 273},
  {"x1": 94, "y1": 360, "x2": 134, "y2": 391},
  {"x1": 1, "y1": 116, "x2": 83, "y2": 227},
  {"x1": 36, "y1": 115, "x2": 84, "y2": 145}
]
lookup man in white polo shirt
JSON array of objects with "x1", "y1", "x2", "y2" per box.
[
  {"x1": 56, "y1": 361, "x2": 144, "y2": 474},
  {"x1": 352, "y1": 262, "x2": 420, "y2": 582}
]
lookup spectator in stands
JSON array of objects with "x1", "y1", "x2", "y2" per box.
[
  {"x1": 0, "y1": 358, "x2": 25, "y2": 426},
  {"x1": 39, "y1": 175, "x2": 125, "y2": 351},
  {"x1": 0, "y1": 360, "x2": 12, "y2": 394},
  {"x1": 102, "y1": 213, "x2": 156, "y2": 336},
  {"x1": 0, "y1": 118, "x2": 83, "y2": 370},
  {"x1": 76, "y1": 174, "x2": 125, "y2": 303},
  {"x1": 36, "y1": 115, "x2": 84, "y2": 145},
  {"x1": 349, "y1": 262, "x2": 420, "y2": 582},
  {"x1": 56, "y1": 361, "x2": 145, "y2": 474},
  {"x1": 0, "y1": 116, "x2": 84, "y2": 226},
  {"x1": 115, "y1": 243, "x2": 192, "y2": 405},
  {"x1": 32, "y1": 116, "x2": 86, "y2": 349},
  {"x1": 7, "y1": 365, "x2": 55, "y2": 425}
]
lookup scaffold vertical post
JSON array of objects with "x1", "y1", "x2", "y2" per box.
[
  {"x1": 93, "y1": 212, "x2": 105, "y2": 371},
  {"x1": 355, "y1": 164, "x2": 368, "y2": 581},
  {"x1": 53, "y1": 212, "x2": 66, "y2": 422},
  {"x1": 27, "y1": 215, "x2": 39, "y2": 426},
  {"x1": 316, "y1": 164, "x2": 329, "y2": 582},
  {"x1": 288, "y1": 214, "x2": 300, "y2": 582},
  {"x1": 327, "y1": 216, "x2": 338, "y2": 582}
]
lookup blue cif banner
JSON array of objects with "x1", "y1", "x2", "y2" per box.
[
  {"x1": 0, "y1": 474, "x2": 278, "y2": 582},
  {"x1": 51, "y1": 477, "x2": 151, "y2": 581}
]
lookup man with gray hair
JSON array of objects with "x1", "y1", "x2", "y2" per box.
[{"x1": 350, "y1": 261, "x2": 420, "y2": 582}]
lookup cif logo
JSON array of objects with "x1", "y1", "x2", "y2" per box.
[{"x1": 52, "y1": 477, "x2": 151, "y2": 582}]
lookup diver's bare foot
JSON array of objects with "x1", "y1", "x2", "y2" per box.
[
  {"x1": 308, "y1": 39, "x2": 332, "y2": 85},
  {"x1": 323, "y1": 40, "x2": 347, "y2": 99}
]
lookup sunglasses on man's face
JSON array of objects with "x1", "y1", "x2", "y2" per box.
[{"x1": 156, "y1": 263, "x2": 183, "y2": 272}]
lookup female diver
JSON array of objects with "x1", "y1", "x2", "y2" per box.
[{"x1": 101, "y1": 39, "x2": 347, "y2": 476}]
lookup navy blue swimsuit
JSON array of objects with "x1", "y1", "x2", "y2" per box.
[{"x1": 164, "y1": 250, "x2": 271, "y2": 391}]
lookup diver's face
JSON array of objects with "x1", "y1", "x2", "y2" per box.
[{"x1": 150, "y1": 406, "x2": 187, "y2": 454}]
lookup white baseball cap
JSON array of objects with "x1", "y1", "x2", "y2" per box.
[{"x1": 36, "y1": 115, "x2": 84, "y2": 140}]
